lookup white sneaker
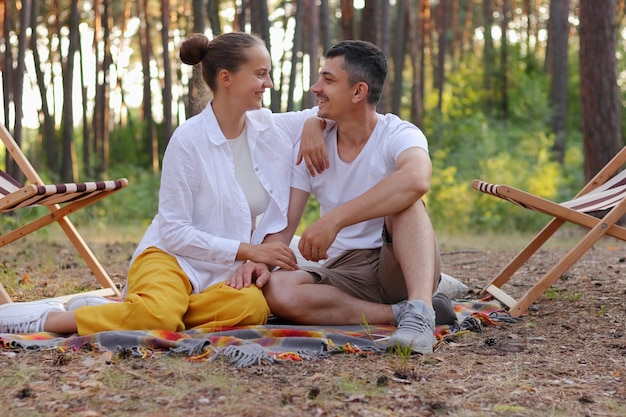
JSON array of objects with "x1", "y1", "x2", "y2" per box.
[
  {"x1": 435, "y1": 273, "x2": 469, "y2": 299},
  {"x1": 66, "y1": 294, "x2": 116, "y2": 311},
  {"x1": 0, "y1": 300, "x2": 66, "y2": 333}
]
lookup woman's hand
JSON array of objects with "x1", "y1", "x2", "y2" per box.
[
  {"x1": 228, "y1": 240, "x2": 299, "y2": 289},
  {"x1": 237, "y1": 241, "x2": 298, "y2": 271},
  {"x1": 227, "y1": 261, "x2": 271, "y2": 289}
]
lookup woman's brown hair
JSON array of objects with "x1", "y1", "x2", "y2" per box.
[{"x1": 179, "y1": 32, "x2": 266, "y2": 92}]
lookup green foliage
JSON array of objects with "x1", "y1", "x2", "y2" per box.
[
  {"x1": 297, "y1": 195, "x2": 321, "y2": 235},
  {"x1": 109, "y1": 118, "x2": 163, "y2": 169},
  {"x1": 422, "y1": 46, "x2": 591, "y2": 235},
  {"x1": 88, "y1": 165, "x2": 161, "y2": 227}
]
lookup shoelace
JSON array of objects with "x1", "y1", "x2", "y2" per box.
[
  {"x1": 1, "y1": 318, "x2": 41, "y2": 333},
  {"x1": 397, "y1": 305, "x2": 430, "y2": 332}
]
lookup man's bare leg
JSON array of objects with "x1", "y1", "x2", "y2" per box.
[
  {"x1": 386, "y1": 200, "x2": 440, "y2": 354},
  {"x1": 386, "y1": 199, "x2": 441, "y2": 304},
  {"x1": 263, "y1": 270, "x2": 394, "y2": 325}
]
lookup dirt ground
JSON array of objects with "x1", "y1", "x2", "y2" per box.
[{"x1": 0, "y1": 232, "x2": 624, "y2": 417}]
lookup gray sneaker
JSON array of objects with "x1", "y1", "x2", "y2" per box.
[
  {"x1": 392, "y1": 294, "x2": 457, "y2": 327},
  {"x1": 389, "y1": 300, "x2": 435, "y2": 354},
  {"x1": 432, "y1": 292, "x2": 457, "y2": 326},
  {"x1": 0, "y1": 300, "x2": 66, "y2": 333},
  {"x1": 66, "y1": 294, "x2": 116, "y2": 311}
]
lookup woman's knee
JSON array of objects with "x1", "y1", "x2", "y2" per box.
[
  {"x1": 232, "y1": 286, "x2": 270, "y2": 325},
  {"x1": 124, "y1": 294, "x2": 186, "y2": 331}
]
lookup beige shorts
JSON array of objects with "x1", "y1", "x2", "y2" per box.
[{"x1": 301, "y1": 240, "x2": 409, "y2": 305}]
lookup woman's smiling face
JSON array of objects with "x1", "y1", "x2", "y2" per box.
[{"x1": 229, "y1": 44, "x2": 273, "y2": 111}]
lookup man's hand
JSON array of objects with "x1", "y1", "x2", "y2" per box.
[
  {"x1": 238, "y1": 241, "x2": 299, "y2": 272},
  {"x1": 296, "y1": 117, "x2": 329, "y2": 176},
  {"x1": 227, "y1": 262, "x2": 271, "y2": 289},
  {"x1": 298, "y1": 216, "x2": 339, "y2": 262}
]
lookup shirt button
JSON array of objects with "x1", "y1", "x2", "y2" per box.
[{"x1": 254, "y1": 167, "x2": 259, "y2": 171}]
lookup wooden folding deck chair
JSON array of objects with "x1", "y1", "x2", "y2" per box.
[
  {"x1": 472, "y1": 146, "x2": 626, "y2": 317},
  {"x1": 0, "y1": 123, "x2": 128, "y2": 304}
]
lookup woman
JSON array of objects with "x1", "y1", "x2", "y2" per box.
[{"x1": 0, "y1": 32, "x2": 318, "y2": 335}]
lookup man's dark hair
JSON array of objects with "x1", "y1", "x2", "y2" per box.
[{"x1": 325, "y1": 40, "x2": 388, "y2": 105}]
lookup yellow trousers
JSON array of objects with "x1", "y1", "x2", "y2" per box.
[{"x1": 75, "y1": 247, "x2": 270, "y2": 335}]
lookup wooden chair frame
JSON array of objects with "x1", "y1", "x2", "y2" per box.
[
  {"x1": 0, "y1": 124, "x2": 128, "y2": 304},
  {"x1": 472, "y1": 146, "x2": 626, "y2": 317}
]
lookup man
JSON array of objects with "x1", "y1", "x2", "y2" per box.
[{"x1": 260, "y1": 40, "x2": 445, "y2": 354}]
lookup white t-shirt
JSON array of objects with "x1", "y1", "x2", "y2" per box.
[{"x1": 291, "y1": 112, "x2": 429, "y2": 260}]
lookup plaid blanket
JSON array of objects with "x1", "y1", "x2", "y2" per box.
[{"x1": 0, "y1": 299, "x2": 517, "y2": 367}]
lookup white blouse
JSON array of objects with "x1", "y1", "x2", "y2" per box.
[{"x1": 129, "y1": 102, "x2": 301, "y2": 293}]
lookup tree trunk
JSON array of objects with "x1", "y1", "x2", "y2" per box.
[
  {"x1": 100, "y1": 0, "x2": 113, "y2": 175},
  {"x1": 79, "y1": 28, "x2": 90, "y2": 177},
  {"x1": 7, "y1": 0, "x2": 30, "y2": 182},
  {"x1": 482, "y1": 0, "x2": 495, "y2": 114},
  {"x1": 288, "y1": 0, "x2": 305, "y2": 111},
  {"x1": 459, "y1": 0, "x2": 474, "y2": 63},
  {"x1": 524, "y1": 0, "x2": 532, "y2": 60},
  {"x1": 499, "y1": 0, "x2": 509, "y2": 119},
  {"x1": 361, "y1": 0, "x2": 381, "y2": 46},
  {"x1": 449, "y1": 0, "x2": 459, "y2": 68},
  {"x1": 548, "y1": 0, "x2": 570, "y2": 164},
  {"x1": 391, "y1": 0, "x2": 407, "y2": 116},
  {"x1": 251, "y1": 0, "x2": 278, "y2": 111},
  {"x1": 92, "y1": 0, "x2": 113, "y2": 176},
  {"x1": 187, "y1": 0, "x2": 210, "y2": 119},
  {"x1": 114, "y1": 0, "x2": 132, "y2": 128},
  {"x1": 1, "y1": 3, "x2": 12, "y2": 145},
  {"x1": 29, "y1": 0, "x2": 57, "y2": 174},
  {"x1": 408, "y1": 0, "x2": 424, "y2": 126},
  {"x1": 161, "y1": 0, "x2": 173, "y2": 147},
  {"x1": 309, "y1": 0, "x2": 320, "y2": 109},
  {"x1": 579, "y1": 0, "x2": 623, "y2": 181},
  {"x1": 435, "y1": 0, "x2": 448, "y2": 115},
  {"x1": 207, "y1": 0, "x2": 221, "y2": 35},
  {"x1": 340, "y1": 0, "x2": 354, "y2": 40},
  {"x1": 237, "y1": 0, "x2": 247, "y2": 31},
  {"x1": 60, "y1": 0, "x2": 79, "y2": 182},
  {"x1": 304, "y1": 0, "x2": 319, "y2": 109},
  {"x1": 378, "y1": 0, "x2": 392, "y2": 114},
  {"x1": 421, "y1": 0, "x2": 430, "y2": 118},
  {"x1": 91, "y1": 0, "x2": 102, "y2": 176},
  {"x1": 137, "y1": 0, "x2": 158, "y2": 174},
  {"x1": 3, "y1": 2, "x2": 18, "y2": 180},
  {"x1": 319, "y1": 0, "x2": 331, "y2": 54}
]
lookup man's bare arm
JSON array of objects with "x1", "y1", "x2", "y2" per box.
[
  {"x1": 298, "y1": 147, "x2": 431, "y2": 261},
  {"x1": 296, "y1": 117, "x2": 330, "y2": 176},
  {"x1": 324, "y1": 147, "x2": 430, "y2": 228}
]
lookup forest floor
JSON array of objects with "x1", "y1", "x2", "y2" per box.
[{"x1": 0, "y1": 228, "x2": 624, "y2": 416}]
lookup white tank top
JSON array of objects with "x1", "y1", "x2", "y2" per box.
[{"x1": 227, "y1": 129, "x2": 270, "y2": 229}]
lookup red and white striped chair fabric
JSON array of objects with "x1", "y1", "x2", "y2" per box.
[
  {"x1": 472, "y1": 146, "x2": 626, "y2": 317},
  {"x1": 1, "y1": 173, "x2": 127, "y2": 212},
  {"x1": 0, "y1": 123, "x2": 128, "y2": 304}
]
